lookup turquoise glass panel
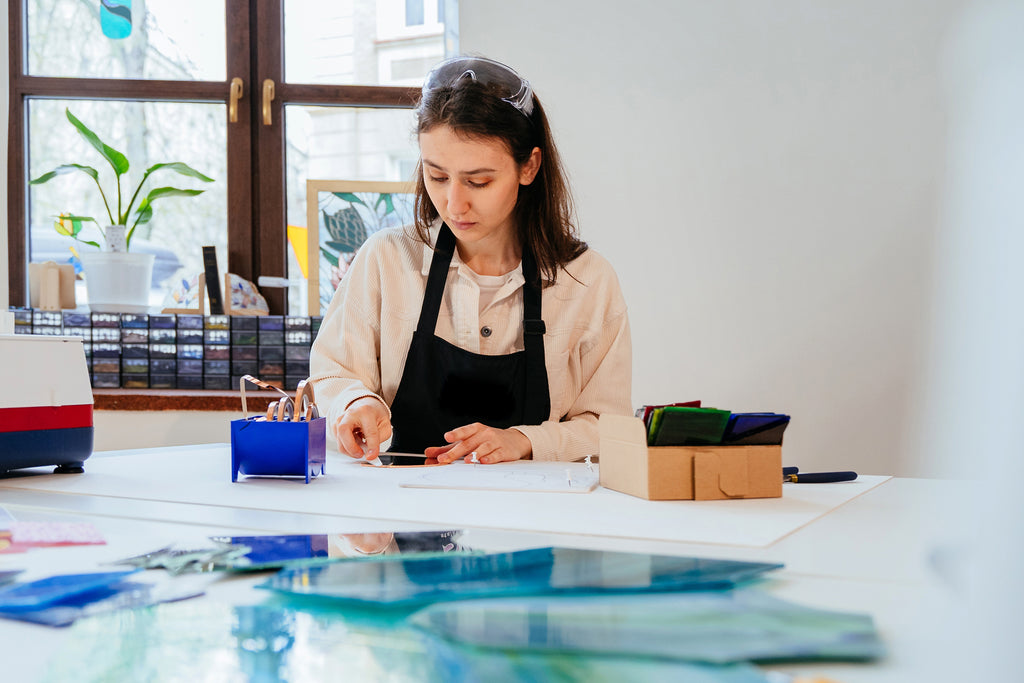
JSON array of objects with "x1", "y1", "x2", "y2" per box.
[{"x1": 259, "y1": 547, "x2": 783, "y2": 606}]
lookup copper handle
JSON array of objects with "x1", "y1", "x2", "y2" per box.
[
  {"x1": 262, "y1": 79, "x2": 275, "y2": 126},
  {"x1": 229, "y1": 77, "x2": 243, "y2": 123}
]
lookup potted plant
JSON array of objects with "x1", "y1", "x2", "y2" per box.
[{"x1": 29, "y1": 108, "x2": 214, "y2": 312}]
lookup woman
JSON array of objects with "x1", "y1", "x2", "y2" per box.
[{"x1": 310, "y1": 56, "x2": 631, "y2": 464}]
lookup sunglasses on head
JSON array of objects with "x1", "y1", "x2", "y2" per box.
[{"x1": 422, "y1": 56, "x2": 534, "y2": 118}]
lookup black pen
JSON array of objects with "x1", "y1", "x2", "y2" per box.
[{"x1": 784, "y1": 471, "x2": 857, "y2": 483}]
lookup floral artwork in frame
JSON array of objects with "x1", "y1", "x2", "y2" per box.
[{"x1": 305, "y1": 180, "x2": 416, "y2": 316}]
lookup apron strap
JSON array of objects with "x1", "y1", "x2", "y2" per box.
[
  {"x1": 521, "y1": 246, "x2": 551, "y2": 421},
  {"x1": 416, "y1": 223, "x2": 457, "y2": 335}
]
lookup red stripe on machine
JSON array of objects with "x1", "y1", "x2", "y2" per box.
[{"x1": 0, "y1": 404, "x2": 93, "y2": 433}]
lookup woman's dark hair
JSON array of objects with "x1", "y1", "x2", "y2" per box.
[{"x1": 413, "y1": 76, "x2": 587, "y2": 286}]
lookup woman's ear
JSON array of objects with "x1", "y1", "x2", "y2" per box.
[{"x1": 519, "y1": 147, "x2": 542, "y2": 185}]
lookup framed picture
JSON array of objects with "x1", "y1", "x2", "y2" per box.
[{"x1": 305, "y1": 180, "x2": 416, "y2": 316}]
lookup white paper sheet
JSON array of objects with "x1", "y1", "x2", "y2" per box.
[
  {"x1": 0, "y1": 445, "x2": 890, "y2": 548},
  {"x1": 400, "y1": 460, "x2": 599, "y2": 493}
]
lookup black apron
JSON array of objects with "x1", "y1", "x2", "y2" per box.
[{"x1": 387, "y1": 223, "x2": 550, "y2": 461}]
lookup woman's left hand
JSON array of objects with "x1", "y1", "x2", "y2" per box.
[{"x1": 425, "y1": 423, "x2": 532, "y2": 464}]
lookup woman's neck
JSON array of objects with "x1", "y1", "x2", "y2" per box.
[{"x1": 455, "y1": 232, "x2": 521, "y2": 276}]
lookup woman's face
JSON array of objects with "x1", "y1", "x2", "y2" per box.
[{"x1": 419, "y1": 125, "x2": 540, "y2": 251}]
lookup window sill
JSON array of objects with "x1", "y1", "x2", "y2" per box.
[{"x1": 92, "y1": 388, "x2": 280, "y2": 412}]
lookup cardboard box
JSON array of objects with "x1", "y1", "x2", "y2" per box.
[{"x1": 598, "y1": 414, "x2": 782, "y2": 501}]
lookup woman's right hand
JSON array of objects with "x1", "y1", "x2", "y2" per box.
[{"x1": 335, "y1": 397, "x2": 392, "y2": 460}]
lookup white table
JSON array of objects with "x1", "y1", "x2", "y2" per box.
[{"x1": 0, "y1": 445, "x2": 968, "y2": 682}]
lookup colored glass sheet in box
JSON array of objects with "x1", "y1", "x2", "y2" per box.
[
  {"x1": 204, "y1": 314, "x2": 231, "y2": 330},
  {"x1": 649, "y1": 406, "x2": 732, "y2": 446},
  {"x1": 231, "y1": 315, "x2": 258, "y2": 330},
  {"x1": 258, "y1": 315, "x2": 284, "y2": 331},
  {"x1": 177, "y1": 328, "x2": 203, "y2": 344},
  {"x1": 176, "y1": 314, "x2": 203, "y2": 330},
  {"x1": 149, "y1": 343, "x2": 176, "y2": 359},
  {"x1": 259, "y1": 547, "x2": 782, "y2": 607},
  {"x1": 411, "y1": 589, "x2": 883, "y2": 664},
  {"x1": 204, "y1": 376, "x2": 231, "y2": 390},
  {"x1": 151, "y1": 374, "x2": 176, "y2": 389},
  {"x1": 91, "y1": 312, "x2": 119, "y2": 327},
  {"x1": 63, "y1": 312, "x2": 90, "y2": 327},
  {"x1": 149, "y1": 327, "x2": 176, "y2": 343},
  {"x1": 119, "y1": 313, "x2": 148, "y2": 329},
  {"x1": 120, "y1": 328, "x2": 149, "y2": 343},
  {"x1": 722, "y1": 413, "x2": 791, "y2": 446},
  {"x1": 149, "y1": 314, "x2": 176, "y2": 329}
]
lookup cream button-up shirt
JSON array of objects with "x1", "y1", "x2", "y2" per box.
[{"x1": 310, "y1": 224, "x2": 633, "y2": 462}]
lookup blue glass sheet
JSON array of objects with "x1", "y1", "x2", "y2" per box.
[
  {"x1": 259, "y1": 547, "x2": 783, "y2": 606},
  {"x1": 0, "y1": 571, "x2": 137, "y2": 612},
  {"x1": 410, "y1": 589, "x2": 884, "y2": 663},
  {"x1": 0, "y1": 569, "x2": 204, "y2": 627}
]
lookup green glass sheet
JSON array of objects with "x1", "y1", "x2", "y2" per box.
[{"x1": 410, "y1": 589, "x2": 885, "y2": 663}]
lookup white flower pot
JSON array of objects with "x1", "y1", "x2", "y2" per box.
[{"x1": 80, "y1": 251, "x2": 155, "y2": 313}]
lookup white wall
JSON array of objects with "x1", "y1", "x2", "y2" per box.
[{"x1": 463, "y1": 0, "x2": 971, "y2": 476}]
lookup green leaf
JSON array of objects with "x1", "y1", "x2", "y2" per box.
[
  {"x1": 143, "y1": 162, "x2": 215, "y2": 183},
  {"x1": 30, "y1": 164, "x2": 100, "y2": 184},
  {"x1": 375, "y1": 193, "x2": 396, "y2": 215},
  {"x1": 141, "y1": 186, "x2": 206, "y2": 202},
  {"x1": 65, "y1": 109, "x2": 129, "y2": 177},
  {"x1": 332, "y1": 192, "x2": 367, "y2": 207},
  {"x1": 133, "y1": 199, "x2": 154, "y2": 225},
  {"x1": 319, "y1": 247, "x2": 340, "y2": 268}
]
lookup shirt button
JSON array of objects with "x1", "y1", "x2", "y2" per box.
[{"x1": 480, "y1": 326, "x2": 492, "y2": 338}]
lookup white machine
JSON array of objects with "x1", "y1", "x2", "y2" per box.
[{"x1": 0, "y1": 334, "x2": 94, "y2": 474}]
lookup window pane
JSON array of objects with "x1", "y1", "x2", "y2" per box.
[
  {"x1": 285, "y1": 105, "x2": 419, "y2": 315},
  {"x1": 27, "y1": 99, "x2": 228, "y2": 309},
  {"x1": 284, "y1": 0, "x2": 458, "y2": 85},
  {"x1": 26, "y1": 0, "x2": 226, "y2": 81}
]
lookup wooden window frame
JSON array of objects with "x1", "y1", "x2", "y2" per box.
[{"x1": 7, "y1": 0, "x2": 419, "y2": 313}]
